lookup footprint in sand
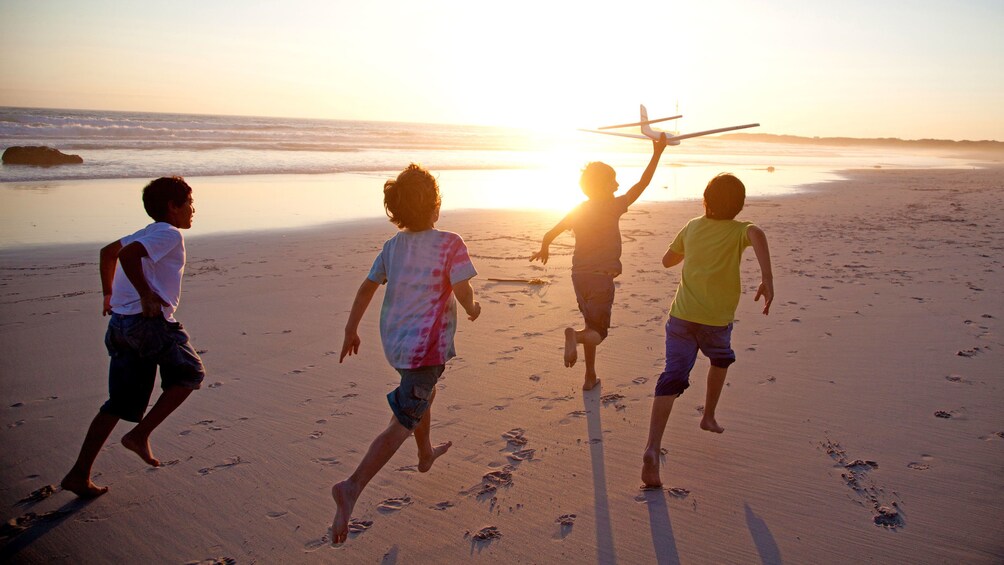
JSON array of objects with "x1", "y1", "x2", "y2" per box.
[
  {"x1": 16, "y1": 485, "x2": 57, "y2": 505},
  {"x1": 311, "y1": 456, "x2": 339, "y2": 466},
  {"x1": 907, "y1": 462, "x2": 931, "y2": 470},
  {"x1": 188, "y1": 557, "x2": 236, "y2": 565},
  {"x1": 507, "y1": 448, "x2": 535, "y2": 462},
  {"x1": 377, "y1": 496, "x2": 413, "y2": 512},
  {"x1": 397, "y1": 465, "x2": 418, "y2": 472},
  {"x1": 309, "y1": 431, "x2": 324, "y2": 439},
  {"x1": 207, "y1": 382, "x2": 223, "y2": 389},
  {"x1": 266, "y1": 510, "x2": 288, "y2": 519},
  {"x1": 430, "y1": 501, "x2": 454, "y2": 511},
  {"x1": 555, "y1": 513, "x2": 576, "y2": 526},
  {"x1": 467, "y1": 526, "x2": 502, "y2": 542},
  {"x1": 632, "y1": 376, "x2": 649, "y2": 385},
  {"x1": 198, "y1": 456, "x2": 246, "y2": 476},
  {"x1": 348, "y1": 518, "x2": 373, "y2": 534}
]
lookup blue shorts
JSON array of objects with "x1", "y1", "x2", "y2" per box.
[
  {"x1": 102, "y1": 313, "x2": 205, "y2": 422},
  {"x1": 655, "y1": 316, "x2": 735, "y2": 397},
  {"x1": 571, "y1": 272, "x2": 616, "y2": 340},
  {"x1": 387, "y1": 365, "x2": 444, "y2": 430}
]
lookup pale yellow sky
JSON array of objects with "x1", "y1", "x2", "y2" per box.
[{"x1": 1, "y1": 0, "x2": 1002, "y2": 140}]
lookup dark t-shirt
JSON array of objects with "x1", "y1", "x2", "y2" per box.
[{"x1": 568, "y1": 195, "x2": 630, "y2": 275}]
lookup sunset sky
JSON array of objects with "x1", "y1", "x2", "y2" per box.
[{"x1": 1, "y1": 0, "x2": 1002, "y2": 141}]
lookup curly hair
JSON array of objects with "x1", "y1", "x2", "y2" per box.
[
  {"x1": 703, "y1": 173, "x2": 746, "y2": 220},
  {"x1": 142, "y1": 176, "x2": 192, "y2": 221},
  {"x1": 383, "y1": 163, "x2": 441, "y2": 230}
]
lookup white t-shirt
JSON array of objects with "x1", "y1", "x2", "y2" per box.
[
  {"x1": 367, "y1": 229, "x2": 477, "y2": 369},
  {"x1": 110, "y1": 222, "x2": 186, "y2": 322}
]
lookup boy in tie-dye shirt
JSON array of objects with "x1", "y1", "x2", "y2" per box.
[{"x1": 331, "y1": 163, "x2": 481, "y2": 544}]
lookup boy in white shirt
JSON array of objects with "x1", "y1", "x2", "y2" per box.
[{"x1": 61, "y1": 177, "x2": 205, "y2": 498}]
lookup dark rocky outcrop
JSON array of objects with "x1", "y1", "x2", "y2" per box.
[{"x1": 2, "y1": 146, "x2": 84, "y2": 166}]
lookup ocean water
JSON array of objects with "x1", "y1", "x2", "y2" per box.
[{"x1": 0, "y1": 107, "x2": 975, "y2": 248}]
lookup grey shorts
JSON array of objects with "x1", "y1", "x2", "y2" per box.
[
  {"x1": 571, "y1": 272, "x2": 616, "y2": 340},
  {"x1": 102, "y1": 313, "x2": 205, "y2": 422},
  {"x1": 387, "y1": 365, "x2": 444, "y2": 430}
]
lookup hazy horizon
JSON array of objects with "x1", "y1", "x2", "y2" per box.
[{"x1": 2, "y1": 1, "x2": 1002, "y2": 142}]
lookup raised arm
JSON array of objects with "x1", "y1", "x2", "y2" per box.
[
  {"x1": 748, "y1": 226, "x2": 774, "y2": 315},
  {"x1": 452, "y1": 278, "x2": 481, "y2": 321},
  {"x1": 100, "y1": 239, "x2": 123, "y2": 315},
  {"x1": 340, "y1": 278, "x2": 380, "y2": 362},
  {"x1": 118, "y1": 241, "x2": 168, "y2": 317},
  {"x1": 530, "y1": 214, "x2": 572, "y2": 264},
  {"x1": 623, "y1": 133, "x2": 668, "y2": 206}
]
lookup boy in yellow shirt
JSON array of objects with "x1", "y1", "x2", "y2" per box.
[{"x1": 642, "y1": 173, "x2": 774, "y2": 488}]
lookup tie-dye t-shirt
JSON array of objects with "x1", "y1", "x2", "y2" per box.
[{"x1": 367, "y1": 229, "x2": 478, "y2": 369}]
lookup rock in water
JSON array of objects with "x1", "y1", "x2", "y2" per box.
[{"x1": 2, "y1": 146, "x2": 83, "y2": 166}]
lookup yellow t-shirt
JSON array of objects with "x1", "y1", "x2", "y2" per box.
[{"x1": 668, "y1": 216, "x2": 753, "y2": 326}]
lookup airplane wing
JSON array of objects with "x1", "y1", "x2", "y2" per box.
[
  {"x1": 597, "y1": 114, "x2": 683, "y2": 130},
  {"x1": 580, "y1": 122, "x2": 759, "y2": 142},
  {"x1": 577, "y1": 129, "x2": 654, "y2": 140},
  {"x1": 665, "y1": 123, "x2": 760, "y2": 142}
]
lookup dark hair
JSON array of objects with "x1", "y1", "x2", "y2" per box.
[
  {"x1": 579, "y1": 161, "x2": 616, "y2": 198},
  {"x1": 384, "y1": 163, "x2": 441, "y2": 230},
  {"x1": 703, "y1": 173, "x2": 745, "y2": 220},
  {"x1": 142, "y1": 176, "x2": 192, "y2": 221}
]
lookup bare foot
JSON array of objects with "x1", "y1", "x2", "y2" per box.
[
  {"x1": 641, "y1": 449, "x2": 662, "y2": 488},
  {"x1": 60, "y1": 473, "x2": 109, "y2": 498},
  {"x1": 582, "y1": 375, "x2": 600, "y2": 391},
  {"x1": 564, "y1": 327, "x2": 578, "y2": 367},
  {"x1": 331, "y1": 480, "x2": 360, "y2": 545},
  {"x1": 700, "y1": 416, "x2": 725, "y2": 434},
  {"x1": 121, "y1": 432, "x2": 160, "y2": 467},
  {"x1": 418, "y1": 441, "x2": 452, "y2": 472}
]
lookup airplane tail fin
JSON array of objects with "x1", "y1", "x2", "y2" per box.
[{"x1": 639, "y1": 105, "x2": 656, "y2": 138}]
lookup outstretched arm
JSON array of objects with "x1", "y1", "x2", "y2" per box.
[
  {"x1": 340, "y1": 278, "x2": 380, "y2": 362},
  {"x1": 623, "y1": 133, "x2": 668, "y2": 206},
  {"x1": 530, "y1": 214, "x2": 572, "y2": 264},
  {"x1": 748, "y1": 226, "x2": 774, "y2": 315},
  {"x1": 100, "y1": 240, "x2": 122, "y2": 315},
  {"x1": 452, "y1": 278, "x2": 481, "y2": 321}
]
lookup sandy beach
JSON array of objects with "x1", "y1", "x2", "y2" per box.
[{"x1": 1, "y1": 166, "x2": 1002, "y2": 563}]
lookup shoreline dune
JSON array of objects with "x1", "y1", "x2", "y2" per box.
[{"x1": 1, "y1": 167, "x2": 1002, "y2": 562}]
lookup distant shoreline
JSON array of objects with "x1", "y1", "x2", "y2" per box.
[{"x1": 722, "y1": 132, "x2": 1004, "y2": 150}]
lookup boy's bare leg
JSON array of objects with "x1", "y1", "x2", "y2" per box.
[
  {"x1": 582, "y1": 342, "x2": 599, "y2": 391},
  {"x1": 414, "y1": 389, "x2": 451, "y2": 472},
  {"x1": 332, "y1": 418, "x2": 412, "y2": 544},
  {"x1": 121, "y1": 386, "x2": 193, "y2": 467},
  {"x1": 61, "y1": 411, "x2": 119, "y2": 498},
  {"x1": 563, "y1": 327, "x2": 578, "y2": 367},
  {"x1": 567, "y1": 328, "x2": 602, "y2": 390},
  {"x1": 642, "y1": 394, "x2": 678, "y2": 488},
  {"x1": 700, "y1": 366, "x2": 728, "y2": 433}
]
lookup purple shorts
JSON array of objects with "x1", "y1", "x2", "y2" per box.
[{"x1": 655, "y1": 316, "x2": 735, "y2": 397}]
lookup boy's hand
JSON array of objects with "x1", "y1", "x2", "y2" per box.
[
  {"x1": 466, "y1": 301, "x2": 481, "y2": 321},
  {"x1": 754, "y1": 280, "x2": 774, "y2": 315},
  {"x1": 530, "y1": 249, "x2": 549, "y2": 264},
  {"x1": 139, "y1": 291, "x2": 169, "y2": 317},
  {"x1": 340, "y1": 331, "x2": 361, "y2": 362},
  {"x1": 654, "y1": 132, "x2": 668, "y2": 152},
  {"x1": 103, "y1": 294, "x2": 113, "y2": 316}
]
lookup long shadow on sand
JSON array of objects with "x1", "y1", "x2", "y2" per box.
[
  {"x1": 642, "y1": 488, "x2": 681, "y2": 564},
  {"x1": 584, "y1": 390, "x2": 616, "y2": 564},
  {"x1": 744, "y1": 502, "x2": 782, "y2": 564},
  {"x1": 0, "y1": 497, "x2": 98, "y2": 561}
]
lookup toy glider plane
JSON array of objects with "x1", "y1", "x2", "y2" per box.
[{"x1": 581, "y1": 104, "x2": 759, "y2": 145}]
